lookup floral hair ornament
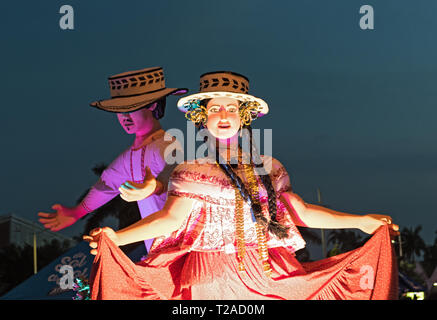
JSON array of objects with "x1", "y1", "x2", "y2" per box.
[
  {"x1": 184, "y1": 99, "x2": 207, "y2": 127},
  {"x1": 239, "y1": 101, "x2": 260, "y2": 127}
]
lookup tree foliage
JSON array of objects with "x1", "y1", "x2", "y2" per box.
[{"x1": 0, "y1": 239, "x2": 72, "y2": 296}]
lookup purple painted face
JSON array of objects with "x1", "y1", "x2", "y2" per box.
[{"x1": 116, "y1": 103, "x2": 157, "y2": 135}]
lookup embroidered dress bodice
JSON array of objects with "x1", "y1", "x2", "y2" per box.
[{"x1": 149, "y1": 155, "x2": 306, "y2": 255}]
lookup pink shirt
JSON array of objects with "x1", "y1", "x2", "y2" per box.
[{"x1": 81, "y1": 129, "x2": 181, "y2": 252}]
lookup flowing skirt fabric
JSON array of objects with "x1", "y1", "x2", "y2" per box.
[{"x1": 89, "y1": 225, "x2": 398, "y2": 300}]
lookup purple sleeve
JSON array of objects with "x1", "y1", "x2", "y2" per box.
[{"x1": 81, "y1": 150, "x2": 130, "y2": 213}]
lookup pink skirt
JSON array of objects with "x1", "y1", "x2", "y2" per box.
[{"x1": 89, "y1": 225, "x2": 398, "y2": 300}]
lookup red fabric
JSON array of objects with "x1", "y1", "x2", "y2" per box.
[{"x1": 89, "y1": 225, "x2": 398, "y2": 300}]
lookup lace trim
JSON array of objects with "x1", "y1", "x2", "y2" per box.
[
  {"x1": 168, "y1": 190, "x2": 235, "y2": 206},
  {"x1": 170, "y1": 169, "x2": 233, "y2": 188}
]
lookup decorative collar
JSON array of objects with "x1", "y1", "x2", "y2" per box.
[{"x1": 131, "y1": 129, "x2": 165, "y2": 151}]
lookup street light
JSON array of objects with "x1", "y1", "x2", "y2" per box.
[
  {"x1": 33, "y1": 232, "x2": 37, "y2": 274},
  {"x1": 32, "y1": 224, "x2": 53, "y2": 275},
  {"x1": 391, "y1": 234, "x2": 404, "y2": 258}
]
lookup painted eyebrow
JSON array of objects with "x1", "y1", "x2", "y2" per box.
[{"x1": 208, "y1": 104, "x2": 238, "y2": 109}]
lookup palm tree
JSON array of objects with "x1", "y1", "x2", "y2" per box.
[
  {"x1": 327, "y1": 229, "x2": 363, "y2": 254},
  {"x1": 0, "y1": 239, "x2": 72, "y2": 296},
  {"x1": 401, "y1": 226, "x2": 426, "y2": 263},
  {"x1": 298, "y1": 227, "x2": 322, "y2": 245},
  {"x1": 421, "y1": 230, "x2": 437, "y2": 278},
  {"x1": 295, "y1": 227, "x2": 322, "y2": 262}
]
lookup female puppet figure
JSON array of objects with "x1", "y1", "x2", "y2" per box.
[{"x1": 85, "y1": 71, "x2": 399, "y2": 300}]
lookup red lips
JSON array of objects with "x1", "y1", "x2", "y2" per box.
[{"x1": 218, "y1": 121, "x2": 231, "y2": 128}]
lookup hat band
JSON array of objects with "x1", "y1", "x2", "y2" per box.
[
  {"x1": 199, "y1": 74, "x2": 249, "y2": 94},
  {"x1": 110, "y1": 87, "x2": 168, "y2": 99}
]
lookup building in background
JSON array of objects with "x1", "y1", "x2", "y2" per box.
[{"x1": 0, "y1": 214, "x2": 73, "y2": 248}]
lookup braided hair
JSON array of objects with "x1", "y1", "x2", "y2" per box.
[
  {"x1": 214, "y1": 142, "x2": 268, "y2": 227},
  {"x1": 244, "y1": 125, "x2": 290, "y2": 238}
]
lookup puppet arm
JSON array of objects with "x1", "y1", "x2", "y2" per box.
[
  {"x1": 279, "y1": 191, "x2": 398, "y2": 234},
  {"x1": 110, "y1": 195, "x2": 194, "y2": 246}
]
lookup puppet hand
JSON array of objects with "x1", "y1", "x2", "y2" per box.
[
  {"x1": 38, "y1": 204, "x2": 78, "y2": 231},
  {"x1": 359, "y1": 214, "x2": 400, "y2": 236},
  {"x1": 118, "y1": 166, "x2": 159, "y2": 202},
  {"x1": 82, "y1": 227, "x2": 120, "y2": 255}
]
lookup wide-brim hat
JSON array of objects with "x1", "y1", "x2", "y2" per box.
[
  {"x1": 177, "y1": 71, "x2": 269, "y2": 117},
  {"x1": 90, "y1": 67, "x2": 188, "y2": 113}
]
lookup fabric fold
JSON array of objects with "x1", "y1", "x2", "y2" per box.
[{"x1": 89, "y1": 225, "x2": 398, "y2": 300}]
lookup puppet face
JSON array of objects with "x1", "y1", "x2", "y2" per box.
[
  {"x1": 205, "y1": 97, "x2": 240, "y2": 140},
  {"x1": 117, "y1": 103, "x2": 157, "y2": 135}
]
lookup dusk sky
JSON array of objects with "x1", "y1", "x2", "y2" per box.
[{"x1": 1, "y1": 0, "x2": 436, "y2": 250}]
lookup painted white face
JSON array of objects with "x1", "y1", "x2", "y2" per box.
[
  {"x1": 205, "y1": 97, "x2": 240, "y2": 140},
  {"x1": 116, "y1": 103, "x2": 157, "y2": 135}
]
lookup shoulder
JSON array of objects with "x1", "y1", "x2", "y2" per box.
[
  {"x1": 148, "y1": 130, "x2": 183, "y2": 164},
  {"x1": 258, "y1": 155, "x2": 292, "y2": 193},
  {"x1": 149, "y1": 130, "x2": 182, "y2": 151},
  {"x1": 106, "y1": 147, "x2": 131, "y2": 167},
  {"x1": 258, "y1": 155, "x2": 288, "y2": 177},
  {"x1": 99, "y1": 147, "x2": 131, "y2": 180}
]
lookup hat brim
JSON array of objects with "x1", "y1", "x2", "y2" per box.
[
  {"x1": 90, "y1": 88, "x2": 188, "y2": 113},
  {"x1": 177, "y1": 91, "x2": 269, "y2": 117}
]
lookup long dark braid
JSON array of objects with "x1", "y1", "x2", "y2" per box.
[
  {"x1": 213, "y1": 138, "x2": 268, "y2": 227},
  {"x1": 245, "y1": 125, "x2": 290, "y2": 239}
]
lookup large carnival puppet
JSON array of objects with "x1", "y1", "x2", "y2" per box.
[
  {"x1": 38, "y1": 67, "x2": 187, "y2": 253},
  {"x1": 85, "y1": 71, "x2": 399, "y2": 300}
]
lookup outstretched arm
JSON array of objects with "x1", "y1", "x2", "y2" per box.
[
  {"x1": 38, "y1": 151, "x2": 131, "y2": 231},
  {"x1": 279, "y1": 191, "x2": 399, "y2": 235},
  {"x1": 38, "y1": 203, "x2": 89, "y2": 231},
  {"x1": 83, "y1": 195, "x2": 194, "y2": 254},
  {"x1": 38, "y1": 178, "x2": 122, "y2": 232}
]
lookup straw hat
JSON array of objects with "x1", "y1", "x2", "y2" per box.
[
  {"x1": 90, "y1": 67, "x2": 188, "y2": 113},
  {"x1": 177, "y1": 71, "x2": 268, "y2": 117}
]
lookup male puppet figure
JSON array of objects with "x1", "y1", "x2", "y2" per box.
[{"x1": 38, "y1": 67, "x2": 187, "y2": 253}]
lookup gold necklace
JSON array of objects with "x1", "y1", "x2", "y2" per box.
[
  {"x1": 242, "y1": 163, "x2": 272, "y2": 277},
  {"x1": 216, "y1": 151, "x2": 272, "y2": 277},
  {"x1": 234, "y1": 185, "x2": 246, "y2": 272}
]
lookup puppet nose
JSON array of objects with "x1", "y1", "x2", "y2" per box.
[{"x1": 220, "y1": 109, "x2": 228, "y2": 119}]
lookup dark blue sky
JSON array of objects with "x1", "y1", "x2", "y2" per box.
[{"x1": 1, "y1": 0, "x2": 436, "y2": 248}]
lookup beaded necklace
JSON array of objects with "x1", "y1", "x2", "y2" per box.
[
  {"x1": 128, "y1": 129, "x2": 164, "y2": 183},
  {"x1": 218, "y1": 156, "x2": 272, "y2": 277},
  {"x1": 242, "y1": 163, "x2": 272, "y2": 277},
  {"x1": 129, "y1": 146, "x2": 146, "y2": 183}
]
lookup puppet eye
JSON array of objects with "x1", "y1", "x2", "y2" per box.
[
  {"x1": 208, "y1": 106, "x2": 220, "y2": 113},
  {"x1": 227, "y1": 105, "x2": 238, "y2": 112}
]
